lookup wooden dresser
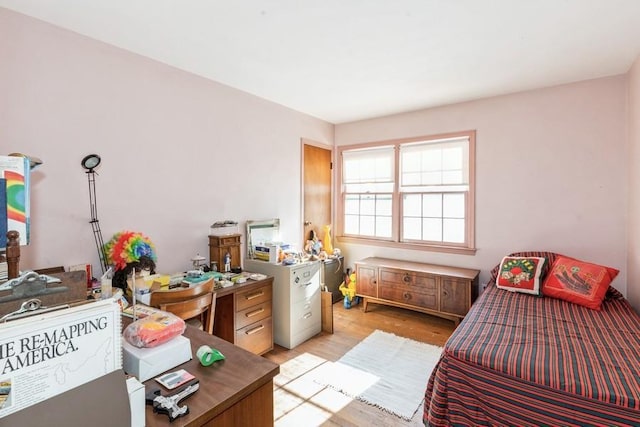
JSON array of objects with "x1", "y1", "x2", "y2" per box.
[
  {"x1": 355, "y1": 257, "x2": 479, "y2": 325},
  {"x1": 208, "y1": 234, "x2": 242, "y2": 271},
  {"x1": 213, "y1": 276, "x2": 274, "y2": 355}
]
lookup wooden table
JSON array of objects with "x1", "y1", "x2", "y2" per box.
[{"x1": 141, "y1": 322, "x2": 279, "y2": 427}]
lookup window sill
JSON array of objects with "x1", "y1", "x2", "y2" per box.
[{"x1": 336, "y1": 236, "x2": 477, "y2": 256}]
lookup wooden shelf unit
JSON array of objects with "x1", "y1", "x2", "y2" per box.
[
  {"x1": 355, "y1": 257, "x2": 479, "y2": 325},
  {"x1": 208, "y1": 234, "x2": 242, "y2": 272}
]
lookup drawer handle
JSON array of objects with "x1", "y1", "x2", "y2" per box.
[
  {"x1": 303, "y1": 312, "x2": 312, "y2": 319},
  {"x1": 403, "y1": 292, "x2": 412, "y2": 301},
  {"x1": 246, "y1": 307, "x2": 265, "y2": 318},
  {"x1": 403, "y1": 274, "x2": 411, "y2": 284},
  {"x1": 245, "y1": 291, "x2": 264, "y2": 301},
  {"x1": 245, "y1": 324, "x2": 265, "y2": 335}
]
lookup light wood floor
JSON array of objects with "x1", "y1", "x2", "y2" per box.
[{"x1": 263, "y1": 300, "x2": 456, "y2": 427}]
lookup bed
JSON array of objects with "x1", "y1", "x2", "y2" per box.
[{"x1": 424, "y1": 252, "x2": 640, "y2": 426}]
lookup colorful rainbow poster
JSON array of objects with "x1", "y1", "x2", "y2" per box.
[{"x1": 0, "y1": 156, "x2": 29, "y2": 246}]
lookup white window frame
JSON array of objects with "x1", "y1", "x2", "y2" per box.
[{"x1": 336, "y1": 130, "x2": 476, "y2": 255}]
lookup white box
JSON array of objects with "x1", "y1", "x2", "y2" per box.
[
  {"x1": 122, "y1": 335, "x2": 192, "y2": 382},
  {"x1": 126, "y1": 376, "x2": 145, "y2": 427}
]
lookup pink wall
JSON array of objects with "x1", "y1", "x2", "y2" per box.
[
  {"x1": 1, "y1": 7, "x2": 636, "y2": 311},
  {"x1": 0, "y1": 8, "x2": 333, "y2": 275},
  {"x1": 336, "y1": 77, "x2": 629, "y2": 296},
  {"x1": 627, "y1": 55, "x2": 640, "y2": 312}
]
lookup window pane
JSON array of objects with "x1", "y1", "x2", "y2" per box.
[
  {"x1": 403, "y1": 217, "x2": 421, "y2": 240},
  {"x1": 423, "y1": 218, "x2": 442, "y2": 241},
  {"x1": 343, "y1": 147, "x2": 394, "y2": 183},
  {"x1": 422, "y1": 171, "x2": 441, "y2": 185},
  {"x1": 344, "y1": 215, "x2": 359, "y2": 234},
  {"x1": 360, "y1": 216, "x2": 375, "y2": 236},
  {"x1": 442, "y1": 147, "x2": 462, "y2": 170},
  {"x1": 423, "y1": 194, "x2": 442, "y2": 217},
  {"x1": 443, "y1": 193, "x2": 465, "y2": 218},
  {"x1": 422, "y1": 150, "x2": 442, "y2": 171},
  {"x1": 376, "y1": 217, "x2": 392, "y2": 238},
  {"x1": 443, "y1": 218, "x2": 465, "y2": 243},
  {"x1": 361, "y1": 196, "x2": 376, "y2": 215},
  {"x1": 402, "y1": 153, "x2": 420, "y2": 172},
  {"x1": 378, "y1": 196, "x2": 392, "y2": 216},
  {"x1": 403, "y1": 194, "x2": 421, "y2": 217},
  {"x1": 402, "y1": 171, "x2": 421, "y2": 186},
  {"x1": 442, "y1": 170, "x2": 462, "y2": 185},
  {"x1": 345, "y1": 196, "x2": 360, "y2": 214}
]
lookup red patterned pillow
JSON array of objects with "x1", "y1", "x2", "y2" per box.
[
  {"x1": 496, "y1": 256, "x2": 547, "y2": 295},
  {"x1": 542, "y1": 256, "x2": 619, "y2": 310}
]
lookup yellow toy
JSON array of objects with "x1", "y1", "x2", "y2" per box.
[{"x1": 339, "y1": 273, "x2": 359, "y2": 308}]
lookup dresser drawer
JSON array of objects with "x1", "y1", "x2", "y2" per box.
[
  {"x1": 235, "y1": 300, "x2": 272, "y2": 330},
  {"x1": 379, "y1": 268, "x2": 437, "y2": 291},
  {"x1": 235, "y1": 317, "x2": 273, "y2": 355},
  {"x1": 236, "y1": 283, "x2": 271, "y2": 311},
  {"x1": 379, "y1": 287, "x2": 438, "y2": 310}
]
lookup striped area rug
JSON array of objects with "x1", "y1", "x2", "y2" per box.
[{"x1": 313, "y1": 330, "x2": 442, "y2": 420}]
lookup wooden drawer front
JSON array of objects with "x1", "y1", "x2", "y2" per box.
[
  {"x1": 235, "y1": 318, "x2": 273, "y2": 355},
  {"x1": 379, "y1": 286, "x2": 438, "y2": 310},
  {"x1": 355, "y1": 265, "x2": 378, "y2": 297},
  {"x1": 209, "y1": 235, "x2": 241, "y2": 246},
  {"x1": 440, "y1": 278, "x2": 470, "y2": 316},
  {"x1": 236, "y1": 283, "x2": 271, "y2": 312},
  {"x1": 235, "y1": 300, "x2": 272, "y2": 330},
  {"x1": 379, "y1": 268, "x2": 437, "y2": 291}
]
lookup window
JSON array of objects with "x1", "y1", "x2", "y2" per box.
[{"x1": 337, "y1": 131, "x2": 475, "y2": 254}]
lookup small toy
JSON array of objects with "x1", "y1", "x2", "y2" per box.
[{"x1": 339, "y1": 273, "x2": 360, "y2": 309}]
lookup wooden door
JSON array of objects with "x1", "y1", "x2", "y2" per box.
[{"x1": 302, "y1": 141, "x2": 332, "y2": 248}]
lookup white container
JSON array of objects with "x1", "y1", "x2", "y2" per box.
[
  {"x1": 122, "y1": 335, "x2": 192, "y2": 381},
  {"x1": 269, "y1": 245, "x2": 280, "y2": 263}
]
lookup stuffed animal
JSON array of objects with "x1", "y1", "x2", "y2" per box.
[{"x1": 339, "y1": 273, "x2": 359, "y2": 309}]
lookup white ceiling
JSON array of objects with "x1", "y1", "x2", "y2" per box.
[{"x1": 2, "y1": 0, "x2": 640, "y2": 124}]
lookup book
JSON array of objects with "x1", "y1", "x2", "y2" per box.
[
  {"x1": 0, "y1": 178, "x2": 6, "y2": 249},
  {"x1": 121, "y1": 303, "x2": 165, "y2": 319},
  {"x1": 0, "y1": 299, "x2": 122, "y2": 419},
  {"x1": 155, "y1": 369, "x2": 195, "y2": 390},
  {"x1": 0, "y1": 156, "x2": 30, "y2": 246}
]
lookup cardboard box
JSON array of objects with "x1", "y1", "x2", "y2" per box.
[{"x1": 122, "y1": 335, "x2": 192, "y2": 382}]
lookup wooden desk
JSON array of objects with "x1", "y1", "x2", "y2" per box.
[
  {"x1": 213, "y1": 277, "x2": 274, "y2": 355},
  {"x1": 141, "y1": 322, "x2": 279, "y2": 427}
]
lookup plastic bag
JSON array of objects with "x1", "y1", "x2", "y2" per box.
[{"x1": 123, "y1": 311, "x2": 186, "y2": 348}]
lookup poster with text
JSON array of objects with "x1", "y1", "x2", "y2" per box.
[{"x1": 0, "y1": 300, "x2": 122, "y2": 418}]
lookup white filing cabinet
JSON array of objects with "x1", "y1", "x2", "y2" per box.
[{"x1": 245, "y1": 259, "x2": 321, "y2": 349}]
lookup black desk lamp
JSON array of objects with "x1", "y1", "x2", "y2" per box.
[{"x1": 82, "y1": 154, "x2": 108, "y2": 274}]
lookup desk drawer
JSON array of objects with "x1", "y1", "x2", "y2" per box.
[
  {"x1": 235, "y1": 317, "x2": 273, "y2": 355},
  {"x1": 236, "y1": 283, "x2": 271, "y2": 311},
  {"x1": 235, "y1": 300, "x2": 272, "y2": 330}
]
